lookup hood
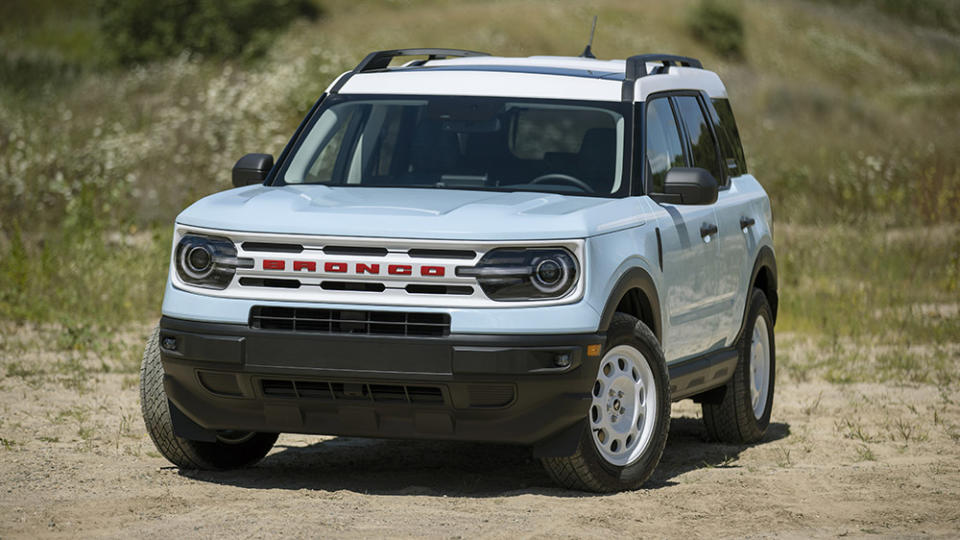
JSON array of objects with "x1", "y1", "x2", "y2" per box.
[{"x1": 176, "y1": 185, "x2": 647, "y2": 240}]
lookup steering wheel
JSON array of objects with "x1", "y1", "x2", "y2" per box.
[{"x1": 529, "y1": 173, "x2": 595, "y2": 193}]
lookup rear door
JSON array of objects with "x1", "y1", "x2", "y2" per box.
[{"x1": 645, "y1": 96, "x2": 721, "y2": 362}]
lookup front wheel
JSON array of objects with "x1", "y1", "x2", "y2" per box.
[
  {"x1": 140, "y1": 327, "x2": 278, "y2": 469},
  {"x1": 540, "y1": 313, "x2": 671, "y2": 492}
]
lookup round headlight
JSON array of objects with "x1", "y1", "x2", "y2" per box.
[
  {"x1": 533, "y1": 258, "x2": 566, "y2": 292},
  {"x1": 181, "y1": 244, "x2": 215, "y2": 279},
  {"x1": 188, "y1": 246, "x2": 212, "y2": 272}
]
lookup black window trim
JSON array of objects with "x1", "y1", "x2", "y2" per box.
[
  {"x1": 635, "y1": 93, "x2": 684, "y2": 196},
  {"x1": 638, "y1": 89, "x2": 728, "y2": 197},
  {"x1": 670, "y1": 91, "x2": 729, "y2": 190}
]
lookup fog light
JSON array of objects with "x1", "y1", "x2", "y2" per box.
[
  {"x1": 554, "y1": 353, "x2": 571, "y2": 368},
  {"x1": 161, "y1": 336, "x2": 178, "y2": 351}
]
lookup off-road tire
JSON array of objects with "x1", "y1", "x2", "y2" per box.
[
  {"x1": 540, "y1": 313, "x2": 671, "y2": 492},
  {"x1": 140, "y1": 327, "x2": 278, "y2": 469},
  {"x1": 702, "y1": 288, "x2": 775, "y2": 444}
]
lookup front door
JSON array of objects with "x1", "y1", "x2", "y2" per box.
[{"x1": 644, "y1": 96, "x2": 723, "y2": 362}]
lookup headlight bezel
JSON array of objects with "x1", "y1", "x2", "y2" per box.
[
  {"x1": 174, "y1": 234, "x2": 253, "y2": 290},
  {"x1": 456, "y1": 247, "x2": 580, "y2": 302}
]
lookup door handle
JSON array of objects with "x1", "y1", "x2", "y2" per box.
[
  {"x1": 740, "y1": 216, "x2": 756, "y2": 229},
  {"x1": 700, "y1": 222, "x2": 718, "y2": 238}
]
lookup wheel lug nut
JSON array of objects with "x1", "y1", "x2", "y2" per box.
[{"x1": 618, "y1": 391, "x2": 624, "y2": 398}]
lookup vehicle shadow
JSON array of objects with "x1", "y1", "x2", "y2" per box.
[{"x1": 177, "y1": 417, "x2": 790, "y2": 497}]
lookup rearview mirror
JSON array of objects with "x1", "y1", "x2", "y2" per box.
[
  {"x1": 232, "y1": 153, "x2": 274, "y2": 187},
  {"x1": 651, "y1": 167, "x2": 718, "y2": 205}
]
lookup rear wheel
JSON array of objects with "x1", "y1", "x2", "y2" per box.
[
  {"x1": 140, "y1": 327, "x2": 278, "y2": 469},
  {"x1": 541, "y1": 313, "x2": 670, "y2": 492},
  {"x1": 702, "y1": 288, "x2": 776, "y2": 443}
]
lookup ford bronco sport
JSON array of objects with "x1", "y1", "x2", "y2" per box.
[{"x1": 141, "y1": 49, "x2": 778, "y2": 492}]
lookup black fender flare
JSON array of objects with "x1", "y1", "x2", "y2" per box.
[
  {"x1": 735, "y1": 245, "x2": 778, "y2": 343},
  {"x1": 597, "y1": 266, "x2": 662, "y2": 342}
]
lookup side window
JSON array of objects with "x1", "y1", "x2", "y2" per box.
[
  {"x1": 674, "y1": 95, "x2": 725, "y2": 186},
  {"x1": 645, "y1": 98, "x2": 686, "y2": 193},
  {"x1": 710, "y1": 98, "x2": 748, "y2": 175}
]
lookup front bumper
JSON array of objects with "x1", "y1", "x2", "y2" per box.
[{"x1": 159, "y1": 316, "x2": 604, "y2": 446}]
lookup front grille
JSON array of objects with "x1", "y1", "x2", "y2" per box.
[
  {"x1": 250, "y1": 306, "x2": 450, "y2": 337},
  {"x1": 239, "y1": 277, "x2": 301, "y2": 288},
  {"x1": 319, "y1": 281, "x2": 385, "y2": 292},
  {"x1": 241, "y1": 241, "x2": 304, "y2": 253},
  {"x1": 261, "y1": 378, "x2": 444, "y2": 404},
  {"x1": 177, "y1": 228, "x2": 583, "y2": 309},
  {"x1": 323, "y1": 246, "x2": 389, "y2": 257},
  {"x1": 407, "y1": 248, "x2": 476, "y2": 259},
  {"x1": 405, "y1": 284, "x2": 473, "y2": 295}
]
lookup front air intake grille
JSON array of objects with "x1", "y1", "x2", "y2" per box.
[
  {"x1": 260, "y1": 379, "x2": 444, "y2": 405},
  {"x1": 250, "y1": 306, "x2": 450, "y2": 337}
]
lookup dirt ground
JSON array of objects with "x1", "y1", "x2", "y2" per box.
[{"x1": 1, "y1": 325, "x2": 958, "y2": 539}]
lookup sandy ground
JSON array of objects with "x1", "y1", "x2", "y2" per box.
[{"x1": 1, "y1": 326, "x2": 958, "y2": 539}]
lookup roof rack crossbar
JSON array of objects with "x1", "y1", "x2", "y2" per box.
[
  {"x1": 354, "y1": 48, "x2": 491, "y2": 73},
  {"x1": 624, "y1": 54, "x2": 704, "y2": 80},
  {"x1": 621, "y1": 53, "x2": 704, "y2": 101}
]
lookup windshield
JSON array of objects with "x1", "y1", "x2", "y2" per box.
[{"x1": 278, "y1": 95, "x2": 628, "y2": 197}]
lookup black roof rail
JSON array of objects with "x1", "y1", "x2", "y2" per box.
[
  {"x1": 621, "y1": 54, "x2": 704, "y2": 101},
  {"x1": 330, "y1": 48, "x2": 490, "y2": 93},
  {"x1": 356, "y1": 48, "x2": 490, "y2": 72}
]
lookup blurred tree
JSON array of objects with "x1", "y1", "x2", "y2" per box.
[
  {"x1": 98, "y1": 0, "x2": 320, "y2": 64},
  {"x1": 687, "y1": 0, "x2": 745, "y2": 59}
]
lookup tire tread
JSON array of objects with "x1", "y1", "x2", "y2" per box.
[
  {"x1": 140, "y1": 327, "x2": 277, "y2": 469},
  {"x1": 701, "y1": 288, "x2": 775, "y2": 444}
]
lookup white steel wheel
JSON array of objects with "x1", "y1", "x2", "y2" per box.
[
  {"x1": 749, "y1": 315, "x2": 771, "y2": 419},
  {"x1": 589, "y1": 344, "x2": 658, "y2": 467}
]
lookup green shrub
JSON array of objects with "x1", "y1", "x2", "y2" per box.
[
  {"x1": 687, "y1": 0, "x2": 745, "y2": 59},
  {"x1": 812, "y1": 0, "x2": 960, "y2": 34},
  {"x1": 98, "y1": 0, "x2": 320, "y2": 64}
]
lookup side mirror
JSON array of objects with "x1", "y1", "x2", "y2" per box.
[
  {"x1": 232, "y1": 153, "x2": 274, "y2": 187},
  {"x1": 652, "y1": 167, "x2": 718, "y2": 205}
]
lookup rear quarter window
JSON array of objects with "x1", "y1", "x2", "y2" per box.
[{"x1": 710, "y1": 98, "x2": 748, "y2": 176}]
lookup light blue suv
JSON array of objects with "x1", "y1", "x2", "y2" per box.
[{"x1": 140, "y1": 49, "x2": 778, "y2": 492}]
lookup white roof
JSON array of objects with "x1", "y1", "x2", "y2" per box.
[{"x1": 330, "y1": 55, "x2": 728, "y2": 102}]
